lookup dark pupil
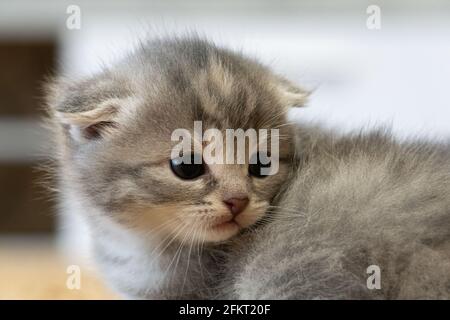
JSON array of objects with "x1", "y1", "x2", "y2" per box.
[
  {"x1": 170, "y1": 154, "x2": 205, "y2": 180},
  {"x1": 248, "y1": 152, "x2": 271, "y2": 178}
]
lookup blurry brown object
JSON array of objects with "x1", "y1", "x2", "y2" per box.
[
  {"x1": 0, "y1": 41, "x2": 54, "y2": 116},
  {"x1": 0, "y1": 41, "x2": 56, "y2": 233},
  {"x1": 0, "y1": 165, "x2": 54, "y2": 233}
]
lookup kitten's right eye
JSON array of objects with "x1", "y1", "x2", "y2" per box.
[
  {"x1": 248, "y1": 152, "x2": 271, "y2": 178},
  {"x1": 170, "y1": 154, "x2": 205, "y2": 180}
]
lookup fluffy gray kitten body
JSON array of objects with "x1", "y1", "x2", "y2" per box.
[
  {"x1": 47, "y1": 37, "x2": 450, "y2": 299},
  {"x1": 223, "y1": 127, "x2": 450, "y2": 299}
]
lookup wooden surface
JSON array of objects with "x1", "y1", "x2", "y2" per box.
[{"x1": 0, "y1": 237, "x2": 118, "y2": 300}]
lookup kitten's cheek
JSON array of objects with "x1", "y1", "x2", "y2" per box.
[{"x1": 235, "y1": 209, "x2": 265, "y2": 228}]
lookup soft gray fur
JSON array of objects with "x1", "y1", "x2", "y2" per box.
[
  {"x1": 47, "y1": 37, "x2": 450, "y2": 299},
  {"x1": 220, "y1": 127, "x2": 450, "y2": 299}
]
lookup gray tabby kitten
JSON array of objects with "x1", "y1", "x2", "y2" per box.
[{"x1": 46, "y1": 37, "x2": 450, "y2": 299}]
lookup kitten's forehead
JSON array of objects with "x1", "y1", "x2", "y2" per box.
[{"x1": 130, "y1": 47, "x2": 283, "y2": 132}]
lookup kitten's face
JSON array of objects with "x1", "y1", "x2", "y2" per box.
[{"x1": 49, "y1": 39, "x2": 306, "y2": 243}]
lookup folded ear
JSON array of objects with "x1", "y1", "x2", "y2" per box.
[
  {"x1": 274, "y1": 75, "x2": 310, "y2": 108},
  {"x1": 55, "y1": 101, "x2": 120, "y2": 141},
  {"x1": 46, "y1": 76, "x2": 131, "y2": 142}
]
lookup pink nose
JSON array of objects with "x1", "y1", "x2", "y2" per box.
[{"x1": 223, "y1": 197, "x2": 249, "y2": 216}]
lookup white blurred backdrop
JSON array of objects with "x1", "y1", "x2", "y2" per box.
[{"x1": 2, "y1": 1, "x2": 450, "y2": 137}]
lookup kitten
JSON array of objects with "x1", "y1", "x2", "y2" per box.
[{"x1": 46, "y1": 37, "x2": 450, "y2": 299}]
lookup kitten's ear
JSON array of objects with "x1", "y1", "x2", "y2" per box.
[
  {"x1": 273, "y1": 75, "x2": 310, "y2": 108},
  {"x1": 46, "y1": 77, "x2": 130, "y2": 142},
  {"x1": 54, "y1": 100, "x2": 120, "y2": 141}
]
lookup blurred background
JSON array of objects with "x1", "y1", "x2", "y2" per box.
[{"x1": 0, "y1": 0, "x2": 449, "y2": 299}]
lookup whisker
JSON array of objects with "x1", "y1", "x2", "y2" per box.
[
  {"x1": 181, "y1": 219, "x2": 197, "y2": 293},
  {"x1": 148, "y1": 219, "x2": 184, "y2": 259},
  {"x1": 165, "y1": 223, "x2": 191, "y2": 289}
]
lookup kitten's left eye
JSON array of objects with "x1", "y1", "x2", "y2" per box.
[
  {"x1": 248, "y1": 152, "x2": 271, "y2": 178},
  {"x1": 170, "y1": 154, "x2": 205, "y2": 180}
]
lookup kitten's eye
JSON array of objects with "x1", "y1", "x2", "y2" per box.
[
  {"x1": 170, "y1": 154, "x2": 205, "y2": 180},
  {"x1": 248, "y1": 152, "x2": 271, "y2": 178}
]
